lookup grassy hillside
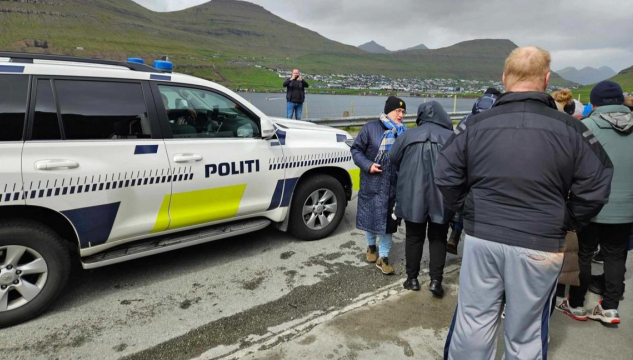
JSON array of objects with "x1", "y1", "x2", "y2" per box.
[
  {"x1": 0, "y1": 0, "x2": 574, "y2": 88},
  {"x1": 572, "y1": 65, "x2": 633, "y2": 104},
  {"x1": 0, "y1": 0, "x2": 363, "y2": 56},
  {"x1": 609, "y1": 65, "x2": 633, "y2": 88}
]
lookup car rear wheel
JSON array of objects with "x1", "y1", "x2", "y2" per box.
[
  {"x1": 0, "y1": 220, "x2": 71, "y2": 328},
  {"x1": 288, "y1": 174, "x2": 347, "y2": 240}
]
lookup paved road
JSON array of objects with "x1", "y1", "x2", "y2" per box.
[
  {"x1": 0, "y1": 200, "x2": 459, "y2": 359},
  {"x1": 2, "y1": 199, "x2": 631, "y2": 360},
  {"x1": 238, "y1": 259, "x2": 633, "y2": 360}
]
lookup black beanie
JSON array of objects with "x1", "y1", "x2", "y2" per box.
[
  {"x1": 590, "y1": 80, "x2": 624, "y2": 107},
  {"x1": 563, "y1": 101, "x2": 576, "y2": 115},
  {"x1": 384, "y1": 96, "x2": 406, "y2": 114}
]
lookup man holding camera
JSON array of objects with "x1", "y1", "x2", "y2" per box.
[{"x1": 283, "y1": 69, "x2": 309, "y2": 120}]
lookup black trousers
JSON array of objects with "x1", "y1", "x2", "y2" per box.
[
  {"x1": 569, "y1": 222, "x2": 632, "y2": 310},
  {"x1": 405, "y1": 220, "x2": 450, "y2": 281}
]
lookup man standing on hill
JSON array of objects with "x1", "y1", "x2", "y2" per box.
[
  {"x1": 436, "y1": 46, "x2": 613, "y2": 360},
  {"x1": 283, "y1": 69, "x2": 309, "y2": 120}
]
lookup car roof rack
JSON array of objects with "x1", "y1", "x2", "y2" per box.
[{"x1": 0, "y1": 52, "x2": 160, "y2": 73}]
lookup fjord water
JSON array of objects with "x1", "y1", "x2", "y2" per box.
[{"x1": 238, "y1": 92, "x2": 476, "y2": 119}]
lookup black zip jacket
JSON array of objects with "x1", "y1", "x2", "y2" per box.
[
  {"x1": 283, "y1": 78, "x2": 309, "y2": 103},
  {"x1": 434, "y1": 92, "x2": 613, "y2": 252}
]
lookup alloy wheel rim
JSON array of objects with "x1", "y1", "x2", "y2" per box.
[
  {"x1": 302, "y1": 188, "x2": 338, "y2": 230},
  {"x1": 0, "y1": 245, "x2": 49, "y2": 312}
]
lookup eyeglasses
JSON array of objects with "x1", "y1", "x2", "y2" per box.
[{"x1": 395, "y1": 109, "x2": 406, "y2": 115}]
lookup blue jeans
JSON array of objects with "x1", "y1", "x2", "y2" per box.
[
  {"x1": 450, "y1": 213, "x2": 463, "y2": 232},
  {"x1": 286, "y1": 102, "x2": 303, "y2": 120},
  {"x1": 366, "y1": 232, "x2": 392, "y2": 258}
]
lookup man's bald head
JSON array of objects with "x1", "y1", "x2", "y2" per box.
[{"x1": 502, "y1": 46, "x2": 551, "y2": 92}]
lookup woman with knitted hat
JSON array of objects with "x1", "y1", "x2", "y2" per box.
[{"x1": 351, "y1": 96, "x2": 407, "y2": 275}]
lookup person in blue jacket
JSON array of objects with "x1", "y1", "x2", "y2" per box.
[{"x1": 351, "y1": 96, "x2": 407, "y2": 275}]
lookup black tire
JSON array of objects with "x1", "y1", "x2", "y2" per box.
[
  {"x1": 0, "y1": 220, "x2": 71, "y2": 328},
  {"x1": 288, "y1": 174, "x2": 347, "y2": 240}
]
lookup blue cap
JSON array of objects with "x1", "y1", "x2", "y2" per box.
[
  {"x1": 127, "y1": 57, "x2": 144, "y2": 64},
  {"x1": 154, "y1": 60, "x2": 173, "y2": 73}
]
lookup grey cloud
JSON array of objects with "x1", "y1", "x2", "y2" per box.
[
  {"x1": 132, "y1": 0, "x2": 209, "y2": 11},
  {"x1": 132, "y1": 0, "x2": 633, "y2": 71}
]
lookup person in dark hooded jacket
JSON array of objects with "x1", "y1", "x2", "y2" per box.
[{"x1": 389, "y1": 101, "x2": 454, "y2": 296}]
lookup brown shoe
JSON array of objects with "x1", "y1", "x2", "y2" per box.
[
  {"x1": 366, "y1": 246, "x2": 378, "y2": 263},
  {"x1": 446, "y1": 241, "x2": 458, "y2": 255},
  {"x1": 446, "y1": 230, "x2": 461, "y2": 255},
  {"x1": 376, "y1": 257, "x2": 394, "y2": 275}
]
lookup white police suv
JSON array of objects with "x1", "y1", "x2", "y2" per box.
[{"x1": 0, "y1": 52, "x2": 359, "y2": 327}]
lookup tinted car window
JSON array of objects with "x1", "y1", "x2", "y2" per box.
[
  {"x1": 158, "y1": 85, "x2": 260, "y2": 139},
  {"x1": 55, "y1": 80, "x2": 150, "y2": 140},
  {"x1": 0, "y1": 75, "x2": 29, "y2": 141},
  {"x1": 32, "y1": 79, "x2": 61, "y2": 141}
]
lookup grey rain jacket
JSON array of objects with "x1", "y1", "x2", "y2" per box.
[
  {"x1": 434, "y1": 92, "x2": 614, "y2": 252},
  {"x1": 389, "y1": 101, "x2": 455, "y2": 224},
  {"x1": 582, "y1": 105, "x2": 633, "y2": 223}
]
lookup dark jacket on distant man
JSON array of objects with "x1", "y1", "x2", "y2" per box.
[
  {"x1": 389, "y1": 101, "x2": 454, "y2": 224},
  {"x1": 434, "y1": 92, "x2": 614, "y2": 252},
  {"x1": 283, "y1": 78, "x2": 309, "y2": 103}
]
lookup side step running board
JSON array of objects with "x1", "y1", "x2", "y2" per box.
[{"x1": 81, "y1": 219, "x2": 271, "y2": 269}]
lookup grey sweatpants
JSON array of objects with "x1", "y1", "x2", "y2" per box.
[{"x1": 445, "y1": 235, "x2": 564, "y2": 360}]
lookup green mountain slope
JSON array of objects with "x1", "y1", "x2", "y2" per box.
[
  {"x1": 610, "y1": 65, "x2": 633, "y2": 88},
  {"x1": 358, "y1": 41, "x2": 391, "y2": 54},
  {"x1": 292, "y1": 39, "x2": 571, "y2": 85},
  {"x1": 0, "y1": 0, "x2": 574, "y2": 88},
  {"x1": 0, "y1": 0, "x2": 362, "y2": 56}
]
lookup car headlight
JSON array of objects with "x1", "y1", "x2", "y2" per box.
[{"x1": 345, "y1": 139, "x2": 354, "y2": 147}]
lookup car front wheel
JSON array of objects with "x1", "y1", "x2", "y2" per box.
[{"x1": 288, "y1": 174, "x2": 347, "y2": 240}]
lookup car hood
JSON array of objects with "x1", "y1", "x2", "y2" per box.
[{"x1": 268, "y1": 117, "x2": 349, "y2": 135}]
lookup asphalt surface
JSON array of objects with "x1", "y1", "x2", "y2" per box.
[
  {"x1": 237, "y1": 258, "x2": 633, "y2": 360},
  {"x1": 1, "y1": 199, "x2": 631, "y2": 359},
  {"x1": 0, "y1": 200, "x2": 458, "y2": 359}
]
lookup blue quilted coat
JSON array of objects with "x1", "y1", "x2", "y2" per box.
[{"x1": 351, "y1": 120, "x2": 401, "y2": 234}]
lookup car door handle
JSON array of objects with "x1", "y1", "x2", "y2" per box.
[
  {"x1": 35, "y1": 160, "x2": 80, "y2": 170},
  {"x1": 173, "y1": 154, "x2": 203, "y2": 163}
]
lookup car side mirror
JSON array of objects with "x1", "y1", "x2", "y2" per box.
[{"x1": 260, "y1": 117, "x2": 276, "y2": 139}]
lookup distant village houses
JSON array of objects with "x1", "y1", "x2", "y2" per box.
[{"x1": 266, "y1": 67, "x2": 565, "y2": 94}]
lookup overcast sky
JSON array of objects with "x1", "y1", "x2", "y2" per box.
[{"x1": 132, "y1": 0, "x2": 633, "y2": 72}]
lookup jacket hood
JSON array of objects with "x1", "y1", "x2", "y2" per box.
[
  {"x1": 416, "y1": 101, "x2": 452, "y2": 130},
  {"x1": 493, "y1": 91, "x2": 558, "y2": 110},
  {"x1": 599, "y1": 111, "x2": 633, "y2": 134}
]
